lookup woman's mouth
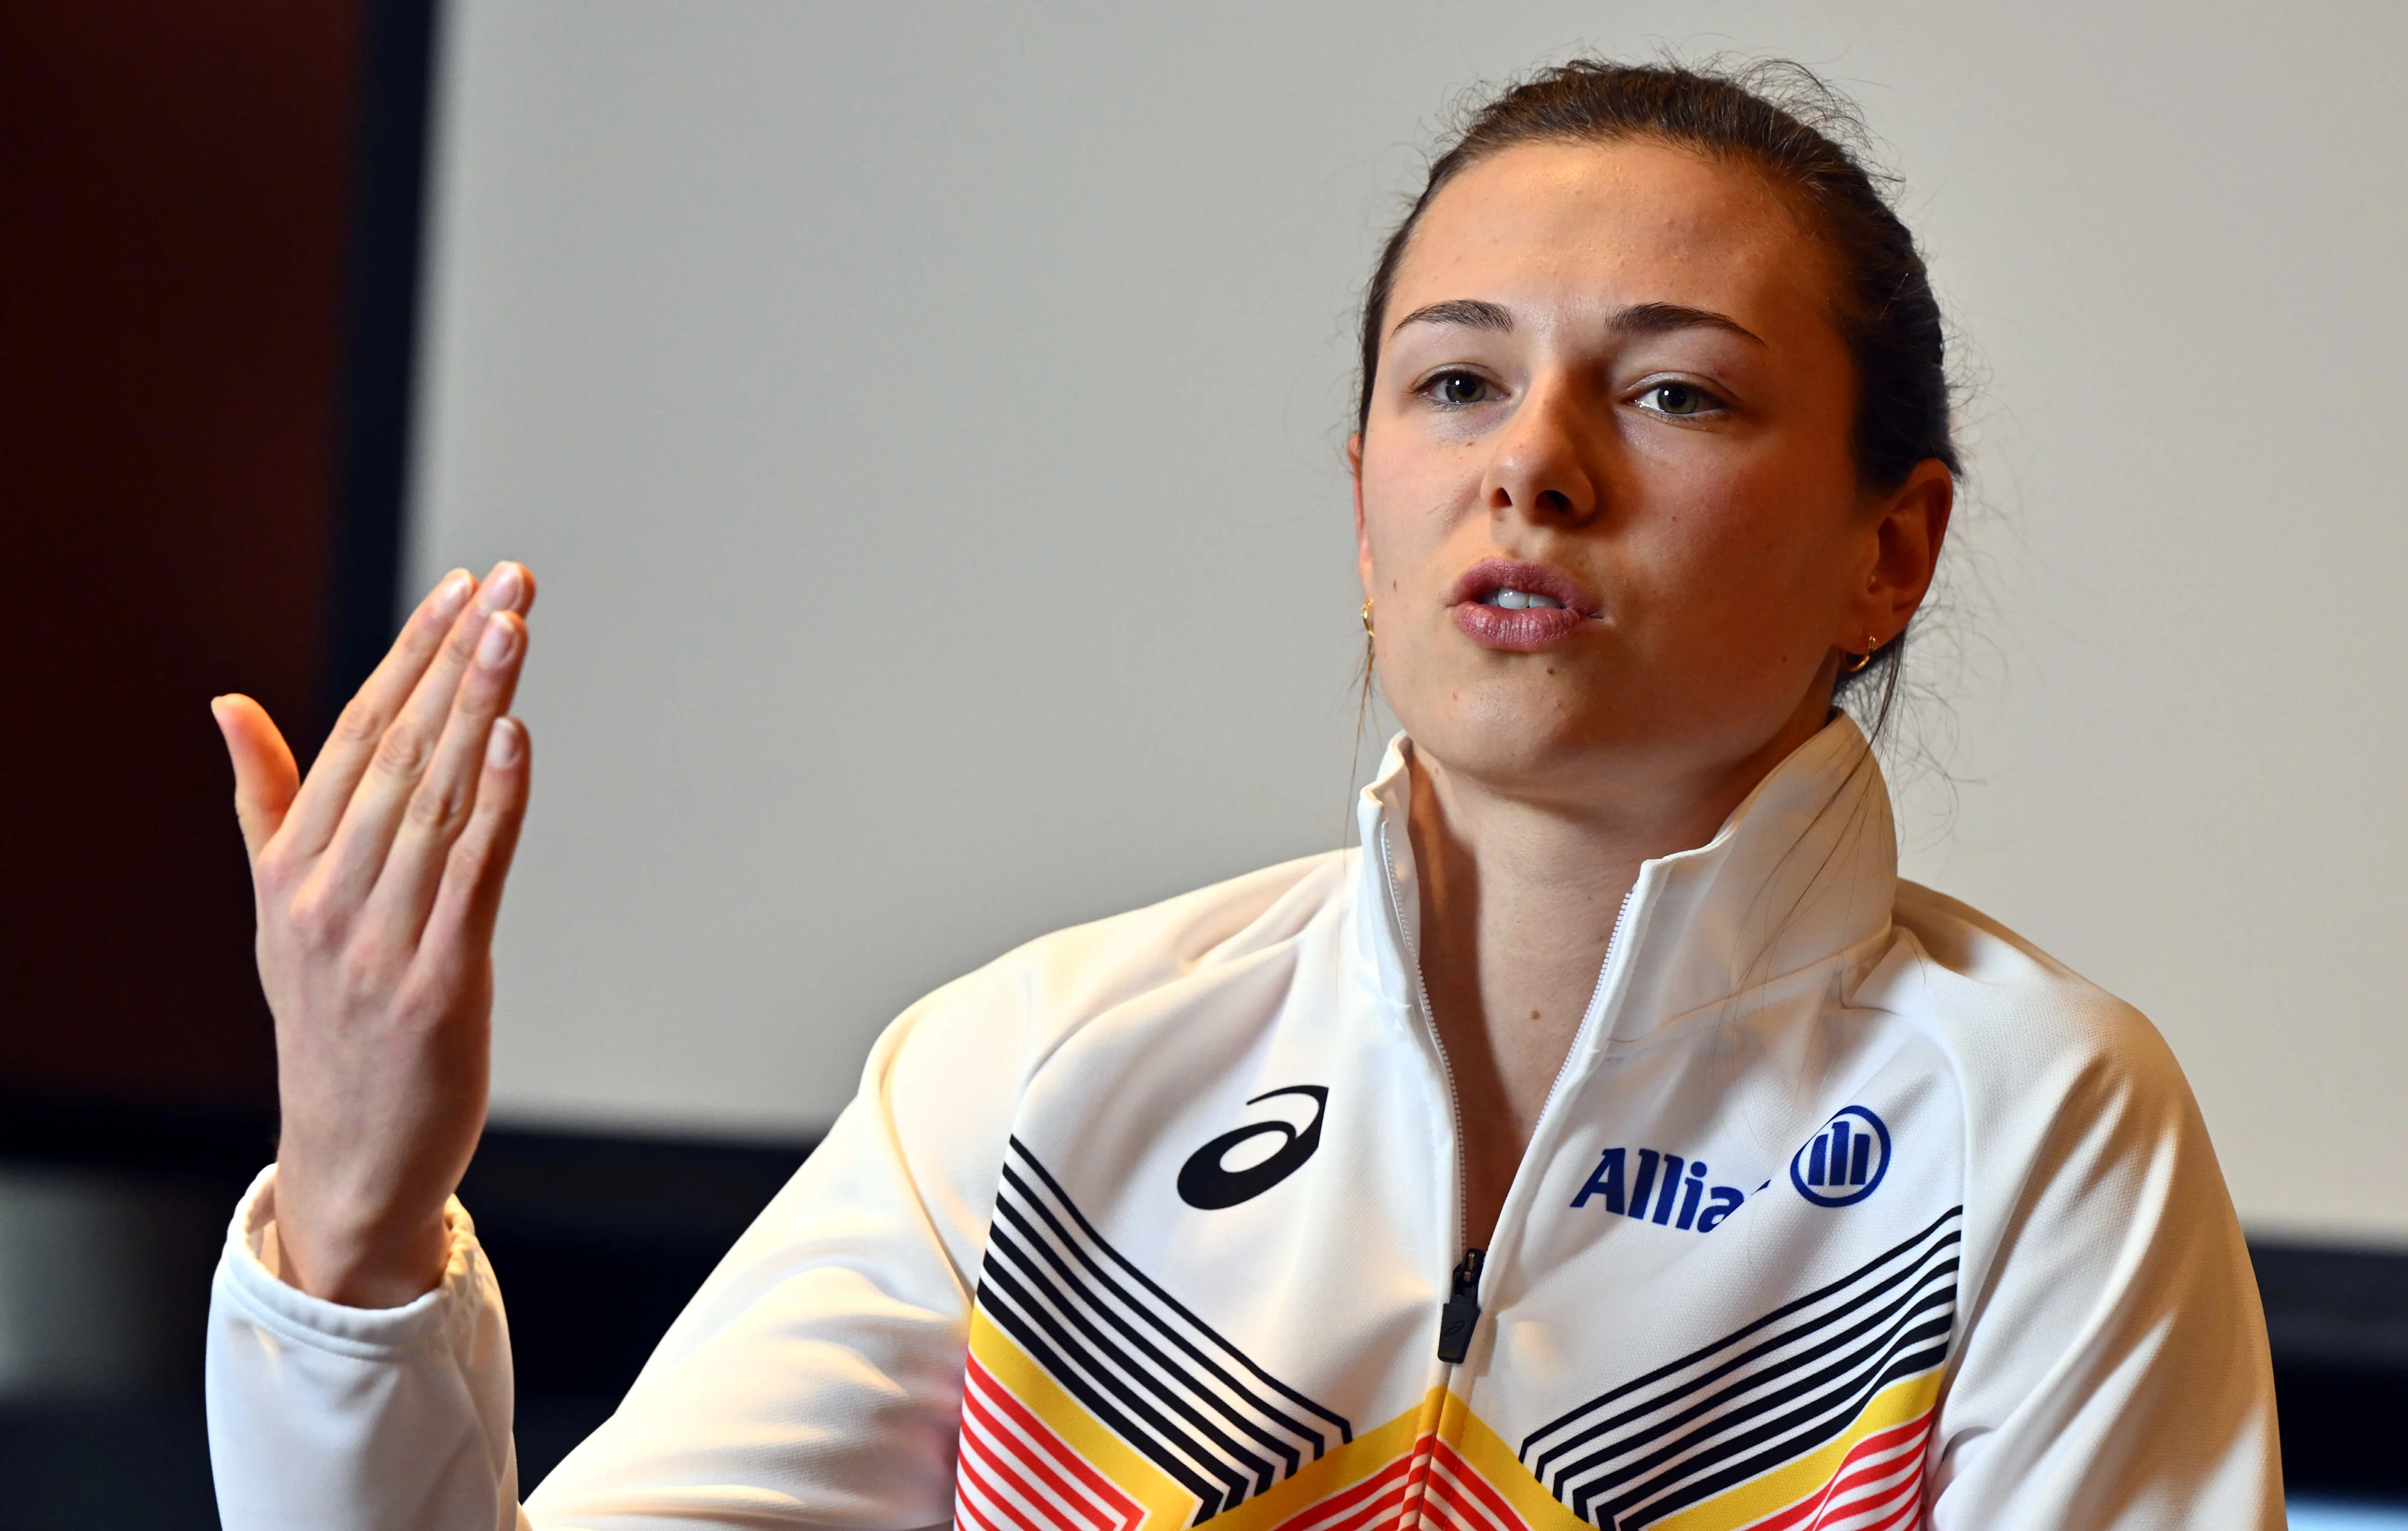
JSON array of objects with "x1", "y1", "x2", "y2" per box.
[
  {"x1": 1447, "y1": 559, "x2": 1597, "y2": 651},
  {"x1": 1476, "y1": 587, "x2": 1567, "y2": 610}
]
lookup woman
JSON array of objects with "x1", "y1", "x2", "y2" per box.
[{"x1": 204, "y1": 60, "x2": 2280, "y2": 1530}]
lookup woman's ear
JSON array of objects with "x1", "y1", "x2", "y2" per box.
[
  {"x1": 1349, "y1": 433, "x2": 1376, "y2": 602},
  {"x1": 1847, "y1": 459, "x2": 1954, "y2": 648}
]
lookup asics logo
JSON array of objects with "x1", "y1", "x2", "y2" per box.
[{"x1": 1178, "y1": 1086, "x2": 1327, "y2": 1209}]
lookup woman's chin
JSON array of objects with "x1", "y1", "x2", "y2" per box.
[{"x1": 1399, "y1": 695, "x2": 1620, "y2": 789}]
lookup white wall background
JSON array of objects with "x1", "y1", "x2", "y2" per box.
[{"x1": 408, "y1": 1, "x2": 2408, "y2": 1246}]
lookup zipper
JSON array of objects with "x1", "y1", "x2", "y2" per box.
[
  {"x1": 1378, "y1": 816, "x2": 1647, "y2": 1365},
  {"x1": 1435, "y1": 1248, "x2": 1486, "y2": 1364},
  {"x1": 1525, "y1": 883, "x2": 1641, "y2": 1144},
  {"x1": 1378, "y1": 818, "x2": 1467, "y2": 1260},
  {"x1": 1376, "y1": 819, "x2": 1482, "y2": 1364}
]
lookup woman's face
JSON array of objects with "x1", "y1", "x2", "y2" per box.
[{"x1": 1353, "y1": 137, "x2": 1950, "y2": 808}]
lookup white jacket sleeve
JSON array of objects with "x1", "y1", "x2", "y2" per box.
[
  {"x1": 205, "y1": 981, "x2": 1020, "y2": 1531},
  {"x1": 1920, "y1": 974, "x2": 2284, "y2": 1527},
  {"x1": 206, "y1": 1173, "x2": 522, "y2": 1531}
]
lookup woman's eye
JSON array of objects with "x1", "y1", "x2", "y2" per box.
[
  {"x1": 1635, "y1": 381, "x2": 1721, "y2": 418},
  {"x1": 1420, "y1": 371, "x2": 1496, "y2": 408}
]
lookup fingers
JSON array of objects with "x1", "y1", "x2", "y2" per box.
[
  {"x1": 369, "y1": 606, "x2": 530, "y2": 937},
  {"x1": 211, "y1": 694, "x2": 300, "y2": 861},
  {"x1": 319, "y1": 564, "x2": 534, "y2": 905},
  {"x1": 422, "y1": 716, "x2": 531, "y2": 960},
  {"x1": 279, "y1": 568, "x2": 480, "y2": 859}
]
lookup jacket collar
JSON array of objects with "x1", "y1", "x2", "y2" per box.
[{"x1": 1351, "y1": 715, "x2": 1898, "y2": 1045}]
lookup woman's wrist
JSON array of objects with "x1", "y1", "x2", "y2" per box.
[{"x1": 267, "y1": 1169, "x2": 453, "y2": 1309}]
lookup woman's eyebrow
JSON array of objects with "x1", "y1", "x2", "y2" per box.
[
  {"x1": 1390, "y1": 298, "x2": 1514, "y2": 337},
  {"x1": 1610, "y1": 301, "x2": 1765, "y2": 345},
  {"x1": 1388, "y1": 298, "x2": 1765, "y2": 345}
]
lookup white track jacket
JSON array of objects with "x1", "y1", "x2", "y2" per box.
[{"x1": 206, "y1": 719, "x2": 2283, "y2": 1530}]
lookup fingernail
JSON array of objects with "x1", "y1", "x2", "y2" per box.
[
  {"x1": 486, "y1": 718, "x2": 523, "y2": 766},
  {"x1": 433, "y1": 570, "x2": 474, "y2": 615},
  {"x1": 478, "y1": 563, "x2": 523, "y2": 613},
  {"x1": 478, "y1": 613, "x2": 519, "y2": 666}
]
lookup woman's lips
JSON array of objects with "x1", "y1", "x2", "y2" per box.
[
  {"x1": 1453, "y1": 601, "x2": 1586, "y2": 650},
  {"x1": 1447, "y1": 557, "x2": 1599, "y2": 652}
]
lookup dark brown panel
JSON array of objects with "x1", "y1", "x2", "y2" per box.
[{"x1": 0, "y1": 1, "x2": 362, "y2": 1105}]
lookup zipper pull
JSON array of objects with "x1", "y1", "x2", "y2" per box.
[{"x1": 1435, "y1": 1247, "x2": 1486, "y2": 1363}]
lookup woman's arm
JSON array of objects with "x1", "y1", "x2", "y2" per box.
[
  {"x1": 1920, "y1": 986, "x2": 2283, "y2": 1526},
  {"x1": 522, "y1": 1004, "x2": 1008, "y2": 1527},
  {"x1": 213, "y1": 563, "x2": 532, "y2": 1309},
  {"x1": 205, "y1": 992, "x2": 1010, "y2": 1530},
  {"x1": 201, "y1": 566, "x2": 1011, "y2": 1526}
]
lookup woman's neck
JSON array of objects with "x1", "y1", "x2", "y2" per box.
[{"x1": 1403, "y1": 710, "x2": 1828, "y2": 1248}]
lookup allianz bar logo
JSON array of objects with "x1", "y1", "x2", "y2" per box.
[{"x1": 1789, "y1": 1105, "x2": 1892, "y2": 1207}]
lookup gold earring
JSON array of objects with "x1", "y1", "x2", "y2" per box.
[
  {"x1": 1361, "y1": 600, "x2": 1375, "y2": 637},
  {"x1": 1846, "y1": 633, "x2": 1879, "y2": 674}
]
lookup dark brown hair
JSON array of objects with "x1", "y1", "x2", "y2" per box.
[{"x1": 1354, "y1": 58, "x2": 1958, "y2": 718}]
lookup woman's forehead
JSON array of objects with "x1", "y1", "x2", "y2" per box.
[{"x1": 1391, "y1": 139, "x2": 1832, "y2": 337}]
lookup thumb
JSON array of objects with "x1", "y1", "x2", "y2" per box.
[{"x1": 211, "y1": 694, "x2": 300, "y2": 861}]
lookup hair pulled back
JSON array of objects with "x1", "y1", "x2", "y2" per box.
[{"x1": 1354, "y1": 58, "x2": 1958, "y2": 709}]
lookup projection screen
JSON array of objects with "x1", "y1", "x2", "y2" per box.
[{"x1": 404, "y1": 1, "x2": 2408, "y2": 1246}]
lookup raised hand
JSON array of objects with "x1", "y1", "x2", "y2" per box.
[{"x1": 213, "y1": 562, "x2": 535, "y2": 1307}]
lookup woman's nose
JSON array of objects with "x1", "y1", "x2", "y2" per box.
[{"x1": 1479, "y1": 377, "x2": 1602, "y2": 527}]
